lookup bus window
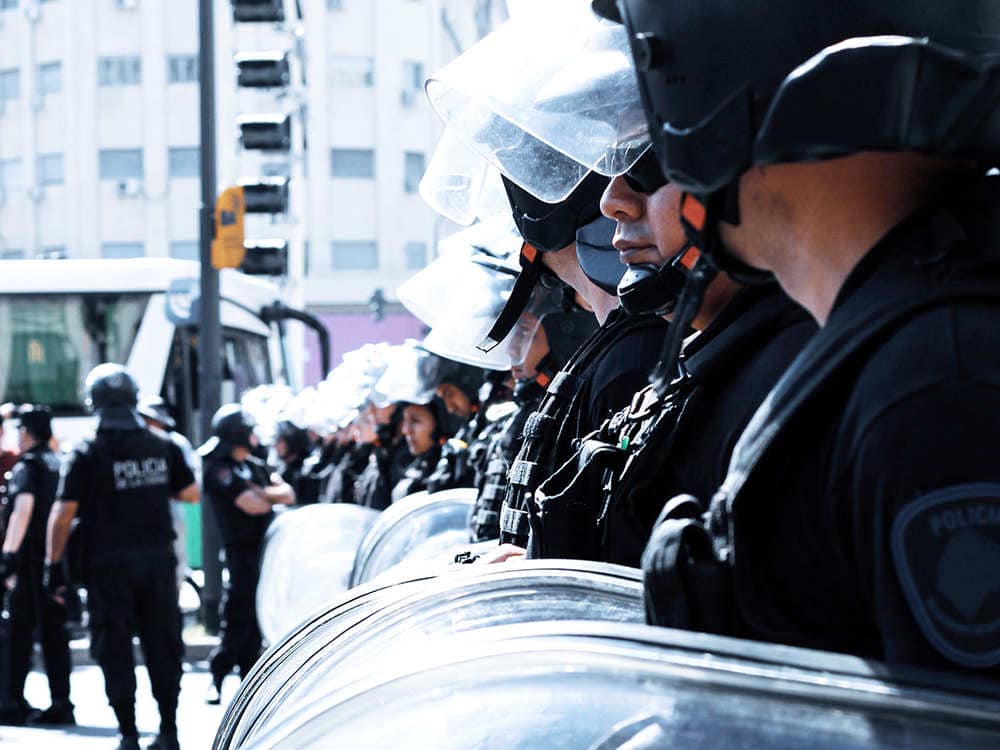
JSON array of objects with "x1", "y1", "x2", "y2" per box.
[
  {"x1": 224, "y1": 329, "x2": 273, "y2": 395},
  {"x1": 0, "y1": 294, "x2": 149, "y2": 411}
]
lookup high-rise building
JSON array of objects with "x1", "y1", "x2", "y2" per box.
[{"x1": 0, "y1": 0, "x2": 506, "y2": 381}]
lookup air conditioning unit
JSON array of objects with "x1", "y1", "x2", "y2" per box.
[{"x1": 116, "y1": 178, "x2": 143, "y2": 198}]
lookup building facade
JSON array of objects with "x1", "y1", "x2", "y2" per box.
[{"x1": 0, "y1": 0, "x2": 505, "y2": 380}]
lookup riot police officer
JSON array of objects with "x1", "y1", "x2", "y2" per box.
[
  {"x1": 0, "y1": 406, "x2": 73, "y2": 727},
  {"x1": 200, "y1": 404, "x2": 294, "y2": 704},
  {"x1": 273, "y1": 419, "x2": 312, "y2": 503},
  {"x1": 598, "y1": 0, "x2": 1000, "y2": 676},
  {"x1": 45, "y1": 364, "x2": 199, "y2": 750}
]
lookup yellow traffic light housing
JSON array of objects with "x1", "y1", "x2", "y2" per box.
[{"x1": 211, "y1": 186, "x2": 246, "y2": 269}]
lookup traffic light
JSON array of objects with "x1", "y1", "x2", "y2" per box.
[
  {"x1": 231, "y1": 0, "x2": 285, "y2": 23},
  {"x1": 211, "y1": 186, "x2": 246, "y2": 270},
  {"x1": 238, "y1": 114, "x2": 291, "y2": 152},
  {"x1": 236, "y1": 52, "x2": 291, "y2": 88},
  {"x1": 242, "y1": 240, "x2": 288, "y2": 276},
  {"x1": 241, "y1": 177, "x2": 289, "y2": 214}
]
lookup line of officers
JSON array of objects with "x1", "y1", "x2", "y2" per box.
[{"x1": 0, "y1": 369, "x2": 336, "y2": 750}]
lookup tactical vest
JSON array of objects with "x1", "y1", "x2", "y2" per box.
[
  {"x1": 644, "y1": 205, "x2": 1000, "y2": 636},
  {"x1": 469, "y1": 397, "x2": 539, "y2": 542},
  {"x1": 499, "y1": 314, "x2": 665, "y2": 547}
]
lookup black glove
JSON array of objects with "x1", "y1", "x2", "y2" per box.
[
  {"x1": 0, "y1": 551, "x2": 16, "y2": 580},
  {"x1": 43, "y1": 561, "x2": 69, "y2": 600}
]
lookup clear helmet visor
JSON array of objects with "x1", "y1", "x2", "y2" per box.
[
  {"x1": 398, "y1": 221, "x2": 524, "y2": 370},
  {"x1": 371, "y1": 341, "x2": 441, "y2": 407},
  {"x1": 418, "y1": 126, "x2": 512, "y2": 226},
  {"x1": 426, "y1": 0, "x2": 650, "y2": 203}
]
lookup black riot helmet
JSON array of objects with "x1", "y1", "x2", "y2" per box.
[
  {"x1": 137, "y1": 395, "x2": 177, "y2": 431},
  {"x1": 596, "y1": 1, "x2": 1000, "y2": 196},
  {"x1": 479, "y1": 173, "x2": 610, "y2": 352},
  {"x1": 276, "y1": 419, "x2": 311, "y2": 459},
  {"x1": 84, "y1": 363, "x2": 145, "y2": 430},
  {"x1": 198, "y1": 403, "x2": 257, "y2": 458},
  {"x1": 86, "y1": 363, "x2": 139, "y2": 411},
  {"x1": 438, "y1": 361, "x2": 486, "y2": 406}
]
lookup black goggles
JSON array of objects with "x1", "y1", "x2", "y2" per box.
[{"x1": 623, "y1": 148, "x2": 668, "y2": 195}]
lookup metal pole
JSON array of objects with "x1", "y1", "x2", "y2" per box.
[{"x1": 199, "y1": 0, "x2": 223, "y2": 634}]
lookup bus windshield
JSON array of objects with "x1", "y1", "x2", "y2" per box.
[{"x1": 0, "y1": 293, "x2": 150, "y2": 411}]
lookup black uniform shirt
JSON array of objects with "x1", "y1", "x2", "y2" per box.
[
  {"x1": 719, "y1": 178, "x2": 1000, "y2": 676},
  {"x1": 280, "y1": 456, "x2": 307, "y2": 504},
  {"x1": 59, "y1": 427, "x2": 194, "y2": 564},
  {"x1": 7, "y1": 446, "x2": 61, "y2": 560},
  {"x1": 583, "y1": 310, "x2": 669, "y2": 431},
  {"x1": 607, "y1": 285, "x2": 815, "y2": 566},
  {"x1": 203, "y1": 453, "x2": 272, "y2": 547}
]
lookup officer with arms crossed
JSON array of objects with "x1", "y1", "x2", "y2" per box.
[
  {"x1": 45, "y1": 364, "x2": 199, "y2": 750},
  {"x1": 200, "y1": 404, "x2": 294, "y2": 704},
  {"x1": 596, "y1": 0, "x2": 1000, "y2": 676},
  {"x1": 0, "y1": 406, "x2": 73, "y2": 726}
]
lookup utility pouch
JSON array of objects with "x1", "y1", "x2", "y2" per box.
[
  {"x1": 641, "y1": 495, "x2": 733, "y2": 634},
  {"x1": 531, "y1": 438, "x2": 626, "y2": 560}
]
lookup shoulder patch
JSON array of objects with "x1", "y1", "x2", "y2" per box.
[
  {"x1": 892, "y1": 483, "x2": 1000, "y2": 669},
  {"x1": 214, "y1": 466, "x2": 233, "y2": 487}
]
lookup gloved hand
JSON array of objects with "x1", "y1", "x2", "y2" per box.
[
  {"x1": 43, "y1": 561, "x2": 69, "y2": 602},
  {"x1": 0, "y1": 551, "x2": 16, "y2": 581}
]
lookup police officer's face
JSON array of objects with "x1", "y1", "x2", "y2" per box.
[
  {"x1": 400, "y1": 404, "x2": 436, "y2": 456},
  {"x1": 436, "y1": 383, "x2": 473, "y2": 419},
  {"x1": 275, "y1": 437, "x2": 289, "y2": 460},
  {"x1": 509, "y1": 316, "x2": 550, "y2": 382},
  {"x1": 601, "y1": 176, "x2": 686, "y2": 268}
]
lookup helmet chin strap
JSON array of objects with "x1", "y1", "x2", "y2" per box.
[
  {"x1": 679, "y1": 184, "x2": 774, "y2": 286},
  {"x1": 617, "y1": 242, "x2": 701, "y2": 316}
]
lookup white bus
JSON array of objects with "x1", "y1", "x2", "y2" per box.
[{"x1": 0, "y1": 258, "x2": 327, "y2": 447}]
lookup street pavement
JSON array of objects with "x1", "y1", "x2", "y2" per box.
[{"x1": 0, "y1": 660, "x2": 241, "y2": 750}]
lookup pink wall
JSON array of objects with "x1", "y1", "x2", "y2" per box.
[{"x1": 303, "y1": 311, "x2": 427, "y2": 385}]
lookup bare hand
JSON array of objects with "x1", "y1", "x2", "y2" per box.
[{"x1": 477, "y1": 544, "x2": 527, "y2": 564}]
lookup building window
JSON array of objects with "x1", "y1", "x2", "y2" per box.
[
  {"x1": 403, "y1": 151, "x2": 424, "y2": 193},
  {"x1": 0, "y1": 0, "x2": 17, "y2": 10},
  {"x1": 330, "y1": 148, "x2": 374, "y2": 179},
  {"x1": 37, "y1": 153, "x2": 64, "y2": 186},
  {"x1": 169, "y1": 241, "x2": 199, "y2": 261},
  {"x1": 330, "y1": 56, "x2": 374, "y2": 88},
  {"x1": 331, "y1": 241, "x2": 377, "y2": 270},
  {"x1": 99, "y1": 149, "x2": 143, "y2": 179},
  {"x1": 402, "y1": 60, "x2": 424, "y2": 92},
  {"x1": 167, "y1": 55, "x2": 198, "y2": 84},
  {"x1": 0, "y1": 249, "x2": 25, "y2": 260},
  {"x1": 98, "y1": 56, "x2": 142, "y2": 87},
  {"x1": 168, "y1": 147, "x2": 199, "y2": 178},
  {"x1": 0, "y1": 69, "x2": 20, "y2": 102},
  {"x1": 327, "y1": 0, "x2": 344, "y2": 8},
  {"x1": 404, "y1": 241, "x2": 427, "y2": 270},
  {"x1": 101, "y1": 242, "x2": 144, "y2": 259},
  {"x1": 38, "y1": 62, "x2": 62, "y2": 95},
  {"x1": 0, "y1": 159, "x2": 22, "y2": 189}
]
